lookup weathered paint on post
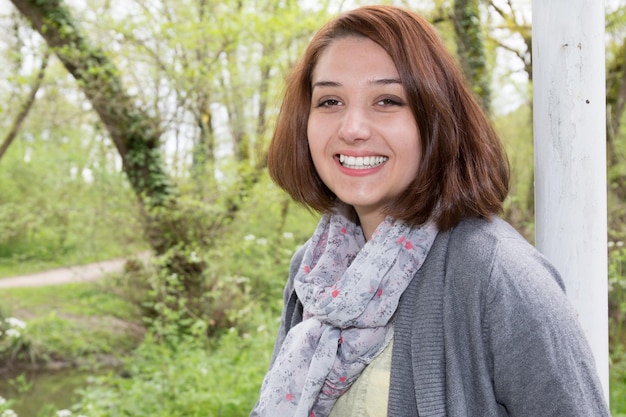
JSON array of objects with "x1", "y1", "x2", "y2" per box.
[{"x1": 532, "y1": 0, "x2": 609, "y2": 399}]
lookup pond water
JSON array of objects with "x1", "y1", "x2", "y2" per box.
[{"x1": 0, "y1": 368, "x2": 97, "y2": 416}]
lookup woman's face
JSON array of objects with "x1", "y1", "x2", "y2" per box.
[{"x1": 307, "y1": 36, "x2": 421, "y2": 236}]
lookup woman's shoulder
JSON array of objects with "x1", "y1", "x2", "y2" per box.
[
  {"x1": 443, "y1": 216, "x2": 566, "y2": 298},
  {"x1": 439, "y1": 219, "x2": 609, "y2": 417},
  {"x1": 448, "y1": 216, "x2": 532, "y2": 255},
  {"x1": 448, "y1": 216, "x2": 558, "y2": 273}
]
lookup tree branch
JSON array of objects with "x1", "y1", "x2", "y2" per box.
[{"x1": 0, "y1": 50, "x2": 49, "y2": 161}]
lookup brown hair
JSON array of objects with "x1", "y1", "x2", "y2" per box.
[{"x1": 267, "y1": 5, "x2": 509, "y2": 231}]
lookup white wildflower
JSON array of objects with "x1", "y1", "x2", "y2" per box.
[
  {"x1": 57, "y1": 410, "x2": 72, "y2": 417},
  {"x1": 5, "y1": 329, "x2": 20, "y2": 338},
  {"x1": 234, "y1": 276, "x2": 249, "y2": 285},
  {"x1": 608, "y1": 241, "x2": 615, "y2": 248},
  {"x1": 282, "y1": 232, "x2": 294, "y2": 240},
  {"x1": 0, "y1": 396, "x2": 5, "y2": 405},
  {"x1": 244, "y1": 234, "x2": 256, "y2": 241},
  {"x1": 256, "y1": 238, "x2": 268, "y2": 246},
  {"x1": 5, "y1": 318, "x2": 26, "y2": 329},
  {"x1": 189, "y1": 251, "x2": 199, "y2": 262},
  {"x1": 1, "y1": 410, "x2": 17, "y2": 417},
  {"x1": 167, "y1": 273, "x2": 179, "y2": 285},
  {"x1": 617, "y1": 241, "x2": 624, "y2": 248}
]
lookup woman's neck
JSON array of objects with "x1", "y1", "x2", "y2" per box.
[{"x1": 354, "y1": 209, "x2": 386, "y2": 241}]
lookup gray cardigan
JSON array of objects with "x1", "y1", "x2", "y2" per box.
[{"x1": 268, "y1": 217, "x2": 610, "y2": 417}]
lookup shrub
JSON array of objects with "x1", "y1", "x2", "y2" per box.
[
  {"x1": 609, "y1": 240, "x2": 626, "y2": 350},
  {"x1": 72, "y1": 311, "x2": 277, "y2": 417}
]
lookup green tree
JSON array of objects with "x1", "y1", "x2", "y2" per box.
[
  {"x1": 606, "y1": 5, "x2": 626, "y2": 202},
  {"x1": 453, "y1": 0, "x2": 492, "y2": 112},
  {"x1": 8, "y1": 0, "x2": 185, "y2": 260},
  {"x1": 6, "y1": 0, "x2": 328, "y2": 256},
  {"x1": 482, "y1": 0, "x2": 534, "y2": 224}
]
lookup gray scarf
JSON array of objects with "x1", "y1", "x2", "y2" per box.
[{"x1": 251, "y1": 211, "x2": 438, "y2": 417}]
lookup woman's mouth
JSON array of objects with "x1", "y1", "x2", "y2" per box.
[{"x1": 338, "y1": 154, "x2": 388, "y2": 170}]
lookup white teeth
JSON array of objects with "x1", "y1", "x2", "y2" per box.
[{"x1": 339, "y1": 154, "x2": 388, "y2": 169}]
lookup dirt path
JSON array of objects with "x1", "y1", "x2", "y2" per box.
[{"x1": 0, "y1": 253, "x2": 151, "y2": 289}]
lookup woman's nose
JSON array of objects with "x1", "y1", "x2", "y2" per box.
[{"x1": 338, "y1": 106, "x2": 371, "y2": 142}]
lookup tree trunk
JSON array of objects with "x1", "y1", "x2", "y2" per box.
[
  {"x1": 9, "y1": 0, "x2": 177, "y2": 253},
  {"x1": 453, "y1": 0, "x2": 492, "y2": 113}
]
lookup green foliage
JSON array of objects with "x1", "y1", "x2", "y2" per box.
[
  {"x1": 72, "y1": 316, "x2": 276, "y2": 417},
  {"x1": 453, "y1": 0, "x2": 491, "y2": 111},
  {"x1": 0, "y1": 114, "x2": 146, "y2": 277},
  {"x1": 493, "y1": 104, "x2": 535, "y2": 240},
  {"x1": 0, "y1": 316, "x2": 30, "y2": 363},
  {"x1": 609, "y1": 236, "x2": 626, "y2": 416},
  {"x1": 110, "y1": 174, "x2": 316, "y2": 340},
  {"x1": 38, "y1": 175, "x2": 317, "y2": 415},
  {"x1": 610, "y1": 241, "x2": 626, "y2": 348},
  {"x1": 0, "y1": 279, "x2": 141, "y2": 319},
  {"x1": 611, "y1": 343, "x2": 626, "y2": 416},
  {"x1": 0, "y1": 172, "x2": 316, "y2": 415},
  {"x1": 0, "y1": 311, "x2": 114, "y2": 366},
  {"x1": 0, "y1": 282, "x2": 143, "y2": 366},
  {"x1": 0, "y1": 393, "x2": 17, "y2": 416},
  {"x1": 20, "y1": 312, "x2": 122, "y2": 362}
]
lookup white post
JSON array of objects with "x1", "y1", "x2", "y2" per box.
[{"x1": 532, "y1": 0, "x2": 609, "y2": 400}]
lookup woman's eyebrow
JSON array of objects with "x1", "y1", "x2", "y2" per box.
[
  {"x1": 373, "y1": 78, "x2": 402, "y2": 85},
  {"x1": 312, "y1": 78, "x2": 402, "y2": 89},
  {"x1": 312, "y1": 80, "x2": 341, "y2": 89}
]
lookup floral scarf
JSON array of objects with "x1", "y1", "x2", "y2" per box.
[{"x1": 251, "y1": 210, "x2": 438, "y2": 417}]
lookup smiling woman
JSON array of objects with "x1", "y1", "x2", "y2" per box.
[{"x1": 253, "y1": 5, "x2": 610, "y2": 417}]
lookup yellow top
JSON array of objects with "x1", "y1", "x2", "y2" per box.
[{"x1": 328, "y1": 339, "x2": 393, "y2": 417}]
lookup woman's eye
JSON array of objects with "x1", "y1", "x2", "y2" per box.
[
  {"x1": 318, "y1": 99, "x2": 341, "y2": 108},
  {"x1": 377, "y1": 97, "x2": 403, "y2": 106}
]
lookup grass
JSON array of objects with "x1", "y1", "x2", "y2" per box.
[
  {"x1": 0, "y1": 280, "x2": 144, "y2": 366},
  {"x1": 0, "y1": 281, "x2": 140, "y2": 319}
]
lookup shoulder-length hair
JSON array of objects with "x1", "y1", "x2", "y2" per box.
[{"x1": 267, "y1": 5, "x2": 509, "y2": 231}]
